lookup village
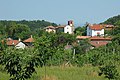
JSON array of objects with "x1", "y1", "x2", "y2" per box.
[{"x1": 6, "y1": 20, "x2": 114, "y2": 50}]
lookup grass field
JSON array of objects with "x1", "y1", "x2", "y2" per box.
[{"x1": 0, "y1": 65, "x2": 117, "y2": 80}]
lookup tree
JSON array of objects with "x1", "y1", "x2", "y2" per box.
[
  {"x1": 99, "y1": 64, "x2": 120, "y2": 80},
  {"x1": 74, "y1": 26, "x2": 86, "y2": 36},
  {"x1": 14, "y1": 24, "x2": 31, "y2": 39},
  {"x1": 0, "y1": 23, "x2": 6, "y2": 35},
  {"x1": 0, "y1": 48, "x2": 43, "y2": 80},
  {"x1": 6, "y1": 21, "x2": 17, "y2": 38}
]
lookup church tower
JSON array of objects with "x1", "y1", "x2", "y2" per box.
[{"x1": 64, "y1": 20, "x2": 74, "y2": 34}]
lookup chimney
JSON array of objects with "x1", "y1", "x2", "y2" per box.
[
  {"x1": 30, "y1": 35, "x2": 33, "y2": 38},
  {"x1": 12, "y1": 40, "x2": 14, "y2": 45},
  {"x1": 18, "y1": 38, "x2": 21, "y2": 41}
]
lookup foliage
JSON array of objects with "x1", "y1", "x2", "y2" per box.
[
  {"x1": 15, "y1": 20, "x2": 57, "y2": 30},
  {"x1": 0, "y1": 20, "x2": 57, "y2": 39},
  {"x1": 74, "y1": 39, "x2": 91, "y2": 55},
  {"x1": 74, "y1": 26, "x2": 86, "y2": 36},
  {"x1": 0, "y1": 48, "x2": 43, "y2": 80},
  {"x1": 102, "y1": 15, "x2": 120, "y2": 25},
  {"x1": 99, "y1": 64, "x2": 119, "y2": 80}
]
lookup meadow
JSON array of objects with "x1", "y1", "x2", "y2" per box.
[{"x1": 0, "y1": 65, "x2": 111, "y2": 80}]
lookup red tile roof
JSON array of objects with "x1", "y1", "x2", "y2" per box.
[
  {"x1": 7, "y1": 40, "x2": 19, "y2": 46},
  {"x1": 103, "y1": 24, "x2": 114, "y2": 28},
  {"x1": 90, "y1": 36, "x2": 112, "y2": 41},
  {"x1": 45, "y1": 26, "x2": 56, "y2": 29},
  {"x1": 90, "y1": 41, "x2": 108, "y2": 48},
  {"x1": 76, "y1": 36, "x2": 91, "y2": 39},
  {"x1": 23, "y1": 37, "x2": 34, "y2": 43},
  {"x1": 89, "y1": 24, "x2": 104, "y2": 30}
]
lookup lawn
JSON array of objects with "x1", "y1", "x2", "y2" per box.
[{"x1": 0, "y1": 65, "x2": 116, "y2": 80}]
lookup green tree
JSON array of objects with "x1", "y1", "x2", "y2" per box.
[
  {"x1": 74, "y1": 26, "x2": 86, "y2": 36},
  {"x1": 99, "y1": 64, "x2": 119, "y2": 80},
  {"x1": 0, "y1": 48, "x2": 43, "y2": 80}
]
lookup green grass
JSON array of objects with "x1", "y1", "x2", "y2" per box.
[
  {"x1": 0, "y1": 65, "x2": 116, "y2": 80},
  {"x1": 29, "y1": 65, "x2": 108, "y2": 80}
]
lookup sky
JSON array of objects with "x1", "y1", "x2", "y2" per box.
[{"x1": 0, "y1": 0, "x2": 120, "y2": 26}]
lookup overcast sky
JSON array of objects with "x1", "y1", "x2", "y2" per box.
[{"x1": 0, "y1": 0, "x2": 120, "y2": 26}]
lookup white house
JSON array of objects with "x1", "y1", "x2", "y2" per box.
[
  {"x1": 6, "y1": 38, "x2": 26, "y2": 49},
  {"x1": 87, "y1": 24, "x2": 104, "y2": 36},
  {"x1": 45, "y1": 26, "x2": 56, "y2": 33},
  {"x1": 15, "y1": 42, "x2": 26, "y2": 49},
  {"x1": 64, "y1": 20, "x2": 74, "y2": 34}
]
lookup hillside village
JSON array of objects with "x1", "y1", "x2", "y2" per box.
[
  {"x1": 0, "y1": 15, "x2": 120, "y2": 80},
  {"x1": 6, "y1": 20, "x2": 114, "y2": 49}
]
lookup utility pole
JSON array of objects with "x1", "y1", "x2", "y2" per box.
[{"x1": 73, "y1": 49, "x2": 75, "y2": 59}]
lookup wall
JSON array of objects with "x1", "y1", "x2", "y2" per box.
[{"x1": 64, "y1": 25, "x2": 73, "y2": 34}]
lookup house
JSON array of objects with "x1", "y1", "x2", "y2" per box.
[
  {"x1": 23, "y1": 35, "x2": 34, "y2": 46},
  {"x1": 45, "y1": 26, "x2": 56, "y2": 33},
  {"x1": 56, "y1": 25, "x2": 65, "y2": 33},
  {"x1": 103, "y1": 24, "x2": 115, "y2": 30},
  {"x1": 76, "y1": 36, "x2": 91, "y2": 39},
  {"x1": 76, "y1": 35, "x2": 112, "y2": 48},
  {"x1": 64, "y1": 20, "x2": 74, "y2": 34},
  {"x1": 6, "y1": 38, "x2": 26, "y2": 49},
  {"x1": 64, "y1": 44, "x2": 73, "y2": 50},
  {"x1": 45, "y1": 20, "x2": 75, "y2": 34},
  {"x1": 89, "y1": 36, "x2": 112, "y2": 48},
  {"x1": 15, "y1": 42, "x2": 26, "y2": 49},
  {"x1": 76, "y1": 36, "x2": 91, "y2": 43},
  {"x1": 7, "y1": 39, "x2": 19, "y2": 46},
  {"x1": 87, "y1": 24, "x2": 104, "y2": 36}
]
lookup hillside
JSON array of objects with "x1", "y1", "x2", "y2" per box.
[
  {"x1": 0, "y1": 20, "x2": 57, "y2": 30},
  {"x1": 102, "y1": 15, "x2": 120, "y2": 25}
]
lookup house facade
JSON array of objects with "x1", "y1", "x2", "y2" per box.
[
  {"x1": 64, "y1": 25, "x2": 73, "y2": 34},
  {"x1": 45, "y1": 20, "x2": 74, "y2": 34},
  {"x1": 90, "y1": 36, "x2": 112, "y2": 48},
  {"x1": 45, "y1": 26, "x2": 56, "y2": 33},
  {"x1": 103, "y1": 24, "x2": 115, "y2": 30},
  {"x1": 15, "y1": 42, "x2": 26, "y2": 49},
  {"x1": 64, "y1": 20, "x2": 74, "y2": 34},
  {"x1": 87, "y1": 24, "x2": 104, "y2": 36}
]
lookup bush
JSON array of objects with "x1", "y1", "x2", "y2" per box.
[{"x1": 99, "y1": 64, "x2": 120, "y2": 80}]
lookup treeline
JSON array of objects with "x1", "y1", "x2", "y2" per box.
[
  {"x1": 0, "y1": 20, "x2": 57, "y2": 39},
  {"x1": 0, "y1": 15, "x2": 120, "y2": 80},
  {"x1": 102, "y1": 15, "x2": 120, "y2": 25}
]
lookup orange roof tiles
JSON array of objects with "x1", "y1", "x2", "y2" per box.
[
  {"x1": 90, "y1": 36, "x2": 112, "y2": 41},
  {"x1": 90, "y1": 41, "x2": 108, "y2": 48},
  {"x1": 76, "y1": 36, "x2": 91, "y2": 39},
  {"x1": 45, "y1": 26, "x2": 56, "y2": 29},
  {"x1": 89, "y1": 24, "x2": 104, "y2": 30},
  {"x1": 7, "y1": 40, "x2": 19, "y2": 46},
  {"x1": 23, "y1": 37, "x2": 34, "y2": 43}
]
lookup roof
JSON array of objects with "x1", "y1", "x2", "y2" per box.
[
  {"x1": 90, "y1": 36, "x2": 112, "y2": 41},
  {"x1": 90, "y1": 41, "x2": 108, "y2": 48},
  {"x1": 7, "y1": 40, "x2": 19, "y2": 46},
  {"x1": 89, "y1": 24, "x2": 104, "y2": 30},
  {"x1": 45, "y1": 26, "x2": 56, "y2": 29},
  {"x1": 76, "y1": 36, "x2": 91, "y2": 39},
  {"x1": 56, "y1": 25, "x2": 66, "y2": 28},
  {"x1": 103, "y1": 24, "x2": 114, "y2": 28},
  {"x1": 64, "y1": 45, "x2": 73, "y2": 50},
  {"x1": 23, "y1": 36, "x2": 34, "y2": 43}
]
